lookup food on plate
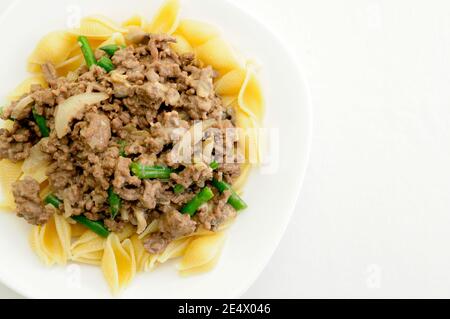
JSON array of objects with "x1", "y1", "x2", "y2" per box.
[{"x1": 0, "y1": 0, "x2": 264, "y2": 294}]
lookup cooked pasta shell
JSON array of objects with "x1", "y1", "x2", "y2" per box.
[
  {"x1": 238, "y1": 66, "x2": 265, "y2": 124},
  {"x1": 122, "y1": 15, "x2": 146, "y2": 29},
  {"x1": 29, "y1": 226, "x2": 53, "y2": 266},
  {"x1": 178, "y1": 232, "x2": 226, "y2": 272},
  {"x1": 220, "y1": 95, "x2": 237, "y2": 107},
  {"x1": 195, "y1": 38, "x2": 241, "y2": 75},
  {"x1": 232, "y1": 164, "x2": 252, "y2": 195},
  {"x1": 146, "y1": 0, "x2": 180, "y2": 35},
  {"x1": 28, "y1": 31, "x2": 77, "y2": 66},
  {"x1": 215, "y1": 68, "x2": 246, "y2": 96},
  {"x1": 130, "y1": 235, "x2": 148, "y2": 272},
  {"x1": 71, "y1": 256, "x2": 102, "y2": 266},
  {"x1": 97, "y1": 32, "x2": 126, "y2": 48},
  {"x1": 71, "y1": 223, "x2": 88, "y2": 238},
  {"x1": 55, "y1": 54, "x2": 84, "y2": 77},
  {"x1": 7, "y1": 76, "x2": 48, "y2": 101},
  {"x1": 176, "y1": 19, "x2": 220, "y2": 47},
  {"x1": 236, "y1": 110, "x2": 260, "y2": 164},
  {"x1": 39, "y1": 213, "x2": 71, "y2": 265},
  {"x1": 157, "y1": 237, "x2": 193, "y2": 264},
  {"x1": 171, "y1": 33, "x2": 194, "y2": 55},
  {"x1": 179, "y1": 252, "x2": 221, "y2": 277},
  {"x1": 70, "y1": 16, "x2": 128, "y2": 40},
  {"x1": 0, "y1": 160, "x2": 23, "y2": 211},
  {"x1": 71, "y1": 229, "x2": 106, "y2": 258},
  {"x1": 102, "y1": 234, "x2": 136, "y2": 294},
  {"x1": 142, "y1": 253, "x2": 159, "y2": 273}
]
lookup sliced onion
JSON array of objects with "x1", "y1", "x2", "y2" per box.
[
  {"x1": 134, "y1": 209, "x2": 147, "y2": 235},
  {"x1": 55, "y1": 92, "x2": 109, "y2": 138},
  {"x1": 11, "y1": 95, "x2": 34, "y2": 120},
  {"x1": 22, "y1": 139, "x2": 50, "y2": 173}
]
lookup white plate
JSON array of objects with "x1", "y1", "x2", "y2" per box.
[{"x1": 0, "y1": 0, "x2": 312, "y2": 298}]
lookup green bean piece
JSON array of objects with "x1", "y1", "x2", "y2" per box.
[
  {"x1": 100, "y1": 44, "x2": 120, "y2": 56},
  {"x1": 211, "y1": 179, "x2": 248, "y2": 211},
  {"x1": 97, "y1": 56, "x2": 115, "y2": 73},
  {"x1": 181, "y1": 187, "x2": 215, "y2": 216},
  {"x1": 78, "y1": 36, "x2": 96, "y2": 68},
  {"x1": 173, "y1": 184, "x2": 185, "y2": 195},
  {"x1": 32, "y1": 108, "x2": 50, "y2": 138},
  {"x1": 108, "y1": 187, "x2": 121, "y2": 219},
  {"x1": 130, "y1": 163, "x2": 174, "y2": 180},
  {"x1": 44, "y1": 194, "x2": 62, "y2": 209},
  {"x1": 118, "y1": 140, "x2": 127, "y2": 157},
  {"x1": 72, "y1": 215, "x2": 110, "y2": 238},
  {"x1": 210, "y1": 161, "x2": 220, "y2": 170}
]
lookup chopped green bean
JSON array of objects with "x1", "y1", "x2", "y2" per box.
[
  {"x1": 173, "y1": 184, "x2": 185, "y2": 195},
  {"x1": 130, "y1": 163, "x2": 174, "y2": 180},
  {"x1": 78, "y1": 36, "x2": 96, "y2": 68},
  {"x1": 108, "y1": 187, "x2": 121, "y2": 219},
  {"x1": 44, "y1": 194, "x2": 62, "y2": 209},
  {"x1": 97, "y1": 56, "x2": 115, "y2": 73},
  {"x1": 212, "y1": 179, "x2": 248, "y2": 211},
  {"x1": 72, "y1": 215, "x2": 110, "y2": 238},
  {"x1": 181, "y1": 187, "x2": 214, "y2": 216},
  {"x1": 32, "y1": 108, "x2": 50, "y2": 138},
  {"x1": 210, "y1": 161, "x2": 220, "y2": 170},
  {"x1": 100, "y1": 44, "x2": 120, "y2": 56}
]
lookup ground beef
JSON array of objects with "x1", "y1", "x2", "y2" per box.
[
  {"x1": 4, "y1": 29, "x2": 246, "y2": 252},
  {"x1": 81, "y1": 113, "x2": 111, "y2": 152},
  {"x1": 12, "y1": 177, "x2": 52, "y2": 225}
]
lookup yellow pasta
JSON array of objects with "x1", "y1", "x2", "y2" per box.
[
  {"x1": 70, "y1": 16, "x2": 127, "y2": 40},
  {"x1": 28, "y1": 31, "x2": 77, "y2": 67},
  {"x1": 233, "y1": 164, "x2": 252, "y2": 195},
  {"x1": 238, "y1": 66, "x2": 265, "y2": 124},
  {"x1": 142, "y1": 253, "x2": 159, "y2": 273},
  {"x1": 71, "y1": 229, "x2": 106, "y2": 261},
  {"x1": 72, "y1": 252, "x2": 103, "y2": 266},
  {"x1": 31, "y1": 213, "x2": 71, "y2": 266},
  {"x1": 178, "y1": 232, "x2": 226, "y2": 272},
  {"x1": 130, "y1": 234, "x2": 148, "y2": 272},
  {"x1": 171, "y1": 33, "x2": 194, "y2": 55},
  {"x1": 175, "y1": 19, "x2": 220, "y2": 47},
  {"x1": 102, "y1": 234, "x2": 136, "y2": 294},
  {"x1": 7, "y1": 76, "x2": 48, "y2": 101},
  {"x1": 98, "y1": 32, "x2": 127, "y2": 48},
  {"x1": 55, "y1": 54, "x2": 84, "y2": 77},
  {"x1": 0, "y1": 160, "x2": 23, "y2": 211},
  {"x1": 71, "y1": 223, "x2": 88, "y2": 238},
  {"x1": 29, "y1": 227, "x2": 53, "y2": 266},
  {"x1": 146, "y1": 0, "x2": 180, "y2": 35},
  {"x1": 236, "y1": 109, "x2": 260, "y2": 164},
  {"x1": 195, "y1": 37, "x2": 241, "y2": 75},
  {"x1": 122, "y1": 15, "x2": 146, "y2": 29},
  {"x1": 157, "y1": 237, "x2": 193, "y2": 263},
  {"x1": 215, "y1": 68, "x2": 246, "y2": 96}
]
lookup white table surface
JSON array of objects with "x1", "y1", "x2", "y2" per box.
[{"x1": 2, "y1": 0, "x2": 450, "y2": 299}]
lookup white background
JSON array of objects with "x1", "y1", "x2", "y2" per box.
[{"x1": 1, "y1": 0, "x2": 450, "y2": 298}]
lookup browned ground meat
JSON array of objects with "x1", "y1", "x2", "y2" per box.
[
  {"x1": 2, "y1": 31, "x2": 242, "y2": 253},
  {"x1": 12, "y1": 177, "x2": 52, "y2": 225}
]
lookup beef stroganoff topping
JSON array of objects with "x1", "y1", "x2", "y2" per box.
[{"x1": 2, "y1": 32, "x2": 246, "y2": 254}]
